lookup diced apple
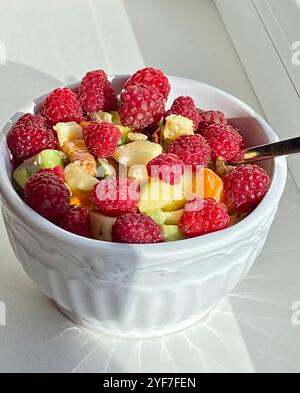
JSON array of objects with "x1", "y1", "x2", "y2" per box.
[
  {"x1": 13, "y1": 150, "x2": 65, "y2": 188},
  {"x1": 146, "y1": 209, "x2": 166, "y2": 225},
  {"x1": 164, "y1": 209, "x2": 184, "y2": 225},
  {"x1": 162, "y1": 225, "x2": 184, "y2": 242}
]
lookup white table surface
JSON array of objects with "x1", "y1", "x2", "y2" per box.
[{"x1": 0, "y1": 0, "x2": 300, "y2": 373}]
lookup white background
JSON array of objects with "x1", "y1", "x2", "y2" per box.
[{"x1": 0, "y1": 0, "x2": 300, "y2": 372}]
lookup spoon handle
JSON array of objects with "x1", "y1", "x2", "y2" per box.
[{"x1": 234, "y1": 137, "x2": 300, "y2": 164}]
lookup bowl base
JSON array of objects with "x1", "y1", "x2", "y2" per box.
[{"x1": 54, "y1": 302, "x2": 215, "y2": 339}]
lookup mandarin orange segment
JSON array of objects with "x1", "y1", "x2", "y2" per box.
[
  {"x1": 63, "y1": 139, "x2": 96, "y2": 177},
  {"x1": 70, "y1": 191, "x2": 92, "y2": 207},
  {"x1": 192, "y1": 168, "x2": 224, "y2": 203}
]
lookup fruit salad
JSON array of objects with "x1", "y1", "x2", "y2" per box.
[{"x1": 7, "y1": 67, "x2": 271, "y2": 244}]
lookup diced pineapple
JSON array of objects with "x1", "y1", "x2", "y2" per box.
[
  {"x1": 139, "y1": 178, "x2": 185, "y2": 213},
  {"x1": 113, "y1": 141, "x2": 162, "y2": 167},
  {"x1": 64, "y1": 163, "x2": 99, "y2": 192},
  {"x1": 89, "y1": 211, "x2": 117, "y2": 241},
  {"x1": 161, "y1": 114, "x2": 194, "y2": 142}
]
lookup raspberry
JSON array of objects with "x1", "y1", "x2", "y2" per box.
[
  {"x1": 147, "y1": 153, "x2": 184, "y2": 185},
  {"x1": 91, "y1": 177, "x2": 139, "y2": 217},
  {"x1": 25, "y1": 172, "x2": 70, "y2": 220},
  {"x1": 37, "y1": 166, "x2": 65, "y2": 182},
  {"x1": 57, "y1": 207, "x2": 90, "y2": 238},
  {"x1": 167, "y1": 96, "x2": 200, "y2": 129},
  {"x1": 112, "y1": 213, "x2": 164, "y2": 244},
  {"x1": 166, "y1": 135, "x2": 211, "y2": 170},
  {"x1": 7, "y1": 122, "x2": 57, "y2": 166},
  {"x1": 83, "y1": 122, "x2": 121, "y2": 158},
  {"x1": 204, "y1": 124, "x2": 244, "y2": 161},
  {"x1": 196, "y1": 110, "x2": 227, "y2": 133},
  {"x1": 42, "y1": 87, "x2": 83, "y2": 125},
  {"x1": 179, "y1": 199, "x2": 230, "y2": 238},
  {"x1": 78, "y1": 70, "x2": 116, "y2": 113},
  {"x1": 15, "y1": 113, "x2": 46, "y2": 128},
  {"x1": 223, "y1": 164, "x2": 270, "y2": 213},
  {"x1": 119, "y1": 83, "x2": 165, "y2": 130},
  {"x1": 124, "y1": 67, "x2": 170, "y2": 100}
]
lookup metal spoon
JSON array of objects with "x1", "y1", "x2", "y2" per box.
[{"x1": 232, "y1": 137, "x2": 300, "y2": 164}]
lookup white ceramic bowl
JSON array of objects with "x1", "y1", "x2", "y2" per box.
[{"x1": 0, "y1": 75, "x2": 287, "y2": 338}]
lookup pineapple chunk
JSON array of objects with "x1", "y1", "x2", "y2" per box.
[
  {"x1": 113, "y1": 141, "x2": 162, "y2": 167},
  {"x1": 89, "y1": 212, "x2": 117, "y2": 241},
  {"x1": 161, "y1": 114, "x2": 194, "y2": 141},
  {"x1": 139, "y1": 178, "x2": 185, "y2": 213},
  {"x1": 65, "y1": 163, "x2": 99, "y2": 192}
]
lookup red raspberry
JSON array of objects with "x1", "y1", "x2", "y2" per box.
[
  {"x1": 83, "y1": 122, "x2": 121, "y2": 158},
  {"x1": 179, "y1": 199, "x2": 230, "y2": 238},
  {"x1": 57, "y1": 207, "x2": 90, "y2": 238},
  {"x1": 196, "y1": 110, "x2": 227, "y2": 133},
  {"x1": 124, "y1": 67, "x2": 170, "y2": 100},
  {"x1": 166, "y1": 135, "x2": 211, "y2": 170},
  {"x1": 15, "y1": 113, "x2": 47, "y2": 128},
  {"x1": 78, "y1": 69, "x2": 116, "y2": 113},
  {"x1": 37, "y1": 166, "x2": 65, "y2": 182},
  {"x1": 91, "y1": 177, "x2": 139, "y2": 217},
  {"x1": 112, "y1": 213, "x2": 164, "y2": 244},
  {"x1": 42, "y1": 87, "x2": 83, "y2": 125},
  {"x1": 147, "y1": 153, "x2": 184, "y2": 185},
  {"x1": 204, "y1": 124, "x2": 244, "y2": 161},
  {"x1": 7, "y1": 122, "x2": 57, "y2": 166},
  {"x1": 25, "y1": 172, "x2": 70, "y2": 220},
  {"x1": 119, "y1": 83, "x2": 165, "y2": 130},
  {"x1": 224, "y1": 164, "x2": 270, "y2": 213},
  {"x1": 167, "y1": 96, "x2": 200, "y2": 129}
]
